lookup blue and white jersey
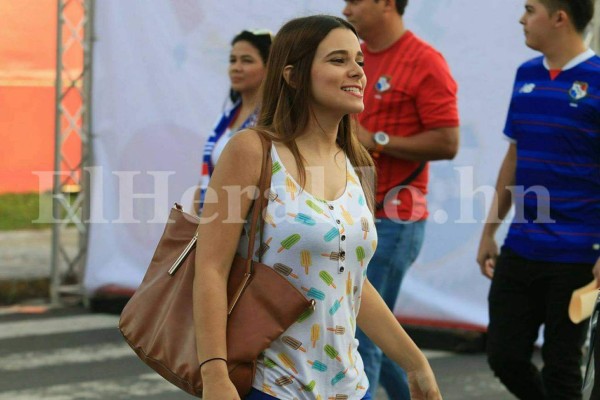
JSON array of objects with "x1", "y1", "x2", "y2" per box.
[{"x1": 503, "y1": 49, "x2": 600, "y2": 264}]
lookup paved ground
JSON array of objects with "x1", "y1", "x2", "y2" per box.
[
  {"x1": 0, "y1": 229, "x2": 54, "y2": 279},
  {"x1": 0, "y1": 229, "x2": 594, "y2": 399},
  {"x1": 0, "y1": 229, "x2": 514, "y2": 398},
  {"x1": 0, "y1": 305, "x2": 519, "y2": 400},
  {"x1": 0, "y1": 228, "x2": 80, "y2": 279},
  {"x1": 0, "y1": 228, "x2": 77, "y2": 304}
]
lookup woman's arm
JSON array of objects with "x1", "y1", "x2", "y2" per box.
[
  {"x1": 357, "y1": 280, "x2": 442, "y2": 399},
  {"x1": 192, "y1": 130, "x2": 264, "y2": 399}
]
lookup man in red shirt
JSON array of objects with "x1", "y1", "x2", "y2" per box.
[{"x1": 343, "y1": 0, "x2": 460, "y2": 397}]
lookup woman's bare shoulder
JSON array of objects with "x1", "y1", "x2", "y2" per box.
[
  {"x1": 213, "y1": 129, "x2": 268, "y2": 185},
  {"x1": 225, "y1": 129, "x2": 266, "y2": 162}
]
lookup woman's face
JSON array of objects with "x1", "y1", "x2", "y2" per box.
[
  {"x1": 228, "y1": 40, "x2": 266, "y2": 96},
  {"x1": 309, "y1": 28, "x2": 366, "y2": 118}
]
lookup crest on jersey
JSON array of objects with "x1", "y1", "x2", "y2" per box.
[
  {"x1": 569, "y1": 81, "x2": 588, "y2": 101},
  {"x1": 375, "y1": 75, "x2": 392, "y2": 93}
]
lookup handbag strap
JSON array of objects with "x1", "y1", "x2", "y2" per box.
[{"x1": 244, "y1": 131, "x2": 272, "y2": 275}]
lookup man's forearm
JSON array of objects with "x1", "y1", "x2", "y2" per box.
[
  {"x1": 359, "y1": 124, "x2": 459, "y2": 161},
  {"x1": 482, "y1": 143, "x2": 517, "y2": 238}
]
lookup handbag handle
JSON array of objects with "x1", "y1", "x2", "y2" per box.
[
  {"x1": 227, "y1": 132, "x2": 272, "y2": 315},
  {"x1": 167, "y1": 133, "x2": 272, "y2": 280},
  {"x1": 243, "y1": 132, "x2": 272, "y2": 275}
]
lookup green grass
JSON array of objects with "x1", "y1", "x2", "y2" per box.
[{"x1": 0, "y1": 192, "x2": 54, "y2": 230}]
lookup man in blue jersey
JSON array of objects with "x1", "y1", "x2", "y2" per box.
[{"x1": 476, "y1": 0, "x2": 600, "y2": 398}]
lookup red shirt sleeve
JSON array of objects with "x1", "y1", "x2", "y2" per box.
[{"x1": 414, "y1": 49, "x2": 460, "y2": 130}]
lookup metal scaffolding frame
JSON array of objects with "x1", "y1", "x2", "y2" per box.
[{"x1": 51, "y1": 0, "x2": 94, "y2": 305}]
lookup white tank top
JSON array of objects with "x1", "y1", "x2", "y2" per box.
[{"x1": 239, "y1": 145, "x2": 377, "y2": 399}]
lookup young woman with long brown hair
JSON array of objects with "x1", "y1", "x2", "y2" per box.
[{"x1": 193, "y1": 15, "x2": 442, "y2": 400}]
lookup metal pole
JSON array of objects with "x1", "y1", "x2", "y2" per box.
[
  {"x1": 51, "y1": 0, "x2": 65, "y2": 305},
  {"x1": 80, "y1": 0, "x2": 95, "y2": 307}
]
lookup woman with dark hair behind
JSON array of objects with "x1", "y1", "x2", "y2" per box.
[
  {"x1": 193, "y1": 15, "x2": 442, "y2": 399},
  {"x1": 193, "y1": 29, "x2": 272, "y2": 215}
]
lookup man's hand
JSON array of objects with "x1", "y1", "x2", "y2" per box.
[
  {"x1": 477, "y1": 235, "x2": 498, "y2": 279},
  {"x1": 593, "y1": 257, "x2": 600, "y2": 286}
]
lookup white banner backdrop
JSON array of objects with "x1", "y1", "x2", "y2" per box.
[{"x1": 86, "y1": 0, "x2": 535, "y2": 330}]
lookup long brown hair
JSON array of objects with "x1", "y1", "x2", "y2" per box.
[{"x1": 255, "y1": 15, "x2": 376, "y2": 213}]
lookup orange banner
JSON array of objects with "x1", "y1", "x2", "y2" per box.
[{"x1": 0, "y1": 0, "x2": 82, "y2": 193}]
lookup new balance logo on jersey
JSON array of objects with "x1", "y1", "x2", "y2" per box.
[{"x1": 519, "y1": 83, "x2": 536, "y2": 93}]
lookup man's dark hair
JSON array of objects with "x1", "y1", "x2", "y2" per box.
[
  {"x1": 395, "y1": 0, "x2": 408, "y2": 15},
  {"x1": 375, "y1": 0, "x2": 408, "y2": 15},
  {"x1": 540, "y1": 0, "x2": 594, "y2": 33}
]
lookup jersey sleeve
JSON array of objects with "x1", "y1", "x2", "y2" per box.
[
  {"x1": 414, "y1": 49, "x2": 460, "y2": 130},
  {"x1": 503, "y1": 71, "x2": 520, "y2": 142}
]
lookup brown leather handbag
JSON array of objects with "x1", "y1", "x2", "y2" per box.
[{"x1": 118, "y1": 134, "x2": 314, "y2": 397}]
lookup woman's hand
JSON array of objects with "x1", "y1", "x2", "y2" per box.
[
  {"x1": 201, "y1": 362, "x2": 241, "y2": 400},
  {"x1": 407, "y1": 366, "x2": 443, "y2": 400},
  {"x1": 202, "y1": 379, "x2": 240, "y2": 400}
]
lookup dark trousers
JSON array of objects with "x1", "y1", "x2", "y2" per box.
[{"x1": 487, "y1": 248, "x2": 593, "y2": 400}]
